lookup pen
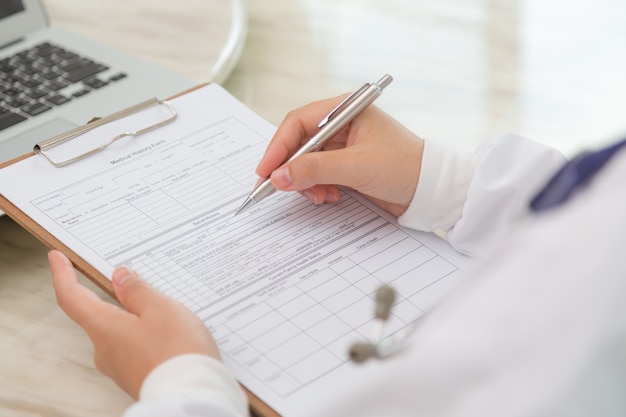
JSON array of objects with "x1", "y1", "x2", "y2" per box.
[{"x1": 235, "y1": 74, "x2": 393, "y2": 216}]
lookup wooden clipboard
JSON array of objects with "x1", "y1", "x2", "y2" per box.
[{"x1": 0, "y1": 84, "x2": 280, "y2": 417}]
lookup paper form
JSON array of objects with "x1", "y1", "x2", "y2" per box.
[{"x1": 0, "y1": 84, "x2": 472, "y2": 416}]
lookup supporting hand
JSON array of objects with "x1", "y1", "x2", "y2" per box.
[{"x1": 48, "y1": 250, "x2": 220, "y2": 400}]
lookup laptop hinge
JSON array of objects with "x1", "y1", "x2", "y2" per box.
[{"x1": 0, "y1": 37, "x2": 24, "y2": 51}]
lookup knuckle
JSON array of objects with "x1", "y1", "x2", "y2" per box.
[
  {"x1": 283, "y1": 109, "x2": 300, "y2": 122},
  {"x1": 54, "y1": 291, "x2": 67, "y2": 309},
  {"x1": 93, "y1": 351, "x2": 106, "y2": 374}
]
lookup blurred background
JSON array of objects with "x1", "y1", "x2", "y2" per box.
[
  {"x1": 231, "y1": 0, "x2": 626, "y2": 156},
  {"x1": 48, "y1": 0, "x2": 626, "y2": 156},
  {"x1": 48, "y1": 0, "x2": 626, "y2": 154},
  {"x1": 2, "y1": 0, "x2": 626, "y2": 416}
]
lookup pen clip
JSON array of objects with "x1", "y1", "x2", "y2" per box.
[{"x1": 318, "y1": 82, "x2": 370, "y2": 128}]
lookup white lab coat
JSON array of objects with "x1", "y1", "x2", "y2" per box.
[{"x1": 124, "y1": 133, "x2": 626, "y2": 417}]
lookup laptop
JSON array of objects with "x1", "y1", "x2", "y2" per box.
[{"x1": 0, "y1": 0, "x2": 195, "y2": 164}]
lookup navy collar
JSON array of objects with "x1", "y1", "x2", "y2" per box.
[{"x1": 530, "y1": 138, "x2": 626, "y2": 212}]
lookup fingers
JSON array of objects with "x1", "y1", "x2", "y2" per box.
[
  {"x1": 112, "y1": 266, "x2": 165, "y2": 316},
  {"x1": 49, "y1": 250, "x2": 122, "y2": 332},
  {"x1": 271, "y1": 147, "x2": 364, "y2": 192},
  {"x1": 302, "y1": 185, "x2": 342, "y2": 205},
  {"x1": 256, "y1": 94, "x2": 348, "y2": 179},
  {"x1": 50, "y1": 250, "x2": 166, "y2": 324}
]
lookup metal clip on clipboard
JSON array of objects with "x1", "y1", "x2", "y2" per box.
[{"x1": 33, "y1": 98, "x2": 178, "y2": 167}]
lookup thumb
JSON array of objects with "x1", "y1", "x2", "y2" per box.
[
  {"x1": 271, "y1": 148, "x2": 362, "y2": 191},
  {"x1": 112, "y1": 267, "x2": 160, "y2": 316}
]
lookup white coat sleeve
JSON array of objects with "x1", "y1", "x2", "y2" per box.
[
  {"x1": 398, "y1": 133, "x2": 567, "y2": 257},
  {"x1": 123, "y1": 354, "x2": 249, "y2": 417}
]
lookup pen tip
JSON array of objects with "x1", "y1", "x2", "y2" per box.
[{"x1": 234, "y1": 196, "x2": 254, "y2": 216}]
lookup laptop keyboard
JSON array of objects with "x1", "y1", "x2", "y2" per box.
[{"x1": 0, "y1": 42, "x2": 127, "y2": 131}]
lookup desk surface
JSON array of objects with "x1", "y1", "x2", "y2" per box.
[{"x1": 2, "y1": 0, "x2": 626, "y2": 416}]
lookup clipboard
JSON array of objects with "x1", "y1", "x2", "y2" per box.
[
  {"x1": 1, "y1": 81, "x2": 473, "y2": 417},
  {"x1": 0, "y1": 84, "x2": 279, "y2": 417}
]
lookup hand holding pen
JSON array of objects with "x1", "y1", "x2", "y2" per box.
[{"x1": 240, "y1": 74, "x2": 426, "y2": 218}]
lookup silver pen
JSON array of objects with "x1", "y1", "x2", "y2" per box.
[{"x1": 235, "y1": 74, "x2": 393, "y2": 216}]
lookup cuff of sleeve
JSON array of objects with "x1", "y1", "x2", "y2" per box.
[
  {"x1": 398, "y1": 140, "x2": 478, "y2": 232},
  {"x1": 140, "y1": 354, "x2": 248, "y2": 417}
]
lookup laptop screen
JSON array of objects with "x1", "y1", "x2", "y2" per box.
[{"x1": 0, "y1": 1, "x2": 25, "y2": 21}]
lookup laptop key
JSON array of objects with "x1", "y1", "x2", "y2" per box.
[
  {"x1": 46, "y1": 94, "x2": 71, "y2": 106},
  {"x1": 0, "y1": 112, "x2": 27, "y2": 131},
  {"x1": 17, "y1": 66, "x2": 38, "y2": 76},
  {"x1": 83, "y1": 77, "x2": 108, "y2": 89},
  {"x1": 26, "y1": 89, "x2": 48, "y2": 100},
  {"x1": 56, "y1": 50, "x2": 78, "y2": 61},
  {"x1": 3, "y1": 87, "x2": 21, "y2": 97},
  {"x1": 34, "y1": 43, "x2": 54, "y2": 57},
  {"x1": 41, "y1": 71, "x2": 61, "y2": 81},
  {"x1": 59, "y1": 58, "x2": 94, "y2": 73},
  {"x1": 46, "y1": 80, "x2": 69, "y2": 91},
  {"x1": 72, "y1": 89, "x2": 90, "y2": 98},
  {"x1": 7, "y1": 97, "x2": 28, "y2": 108},
  {"x1": 65, "y1": 63, "x2": 108, "y2": 83},
  {"x1": 21, "y1": 102, "x2": 52, "y2": 116},
  {"x1": 19, "y1": 78, "x2": 41, "y2": 89},
  {"x1": 109, "y1": 72, "x2": 128, "y2": 82}
]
